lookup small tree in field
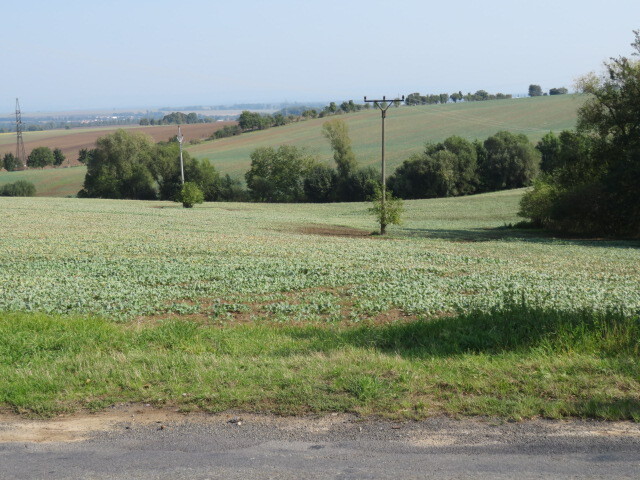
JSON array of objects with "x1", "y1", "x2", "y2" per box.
[
  {"x1": 528, "y1": 84, "x2": 543, "y2": 97},
  {"x1": 3, "y1": 152, "x2": 21, "y2": 171},
  {"x1": 369, "y1": 186, "x2": 403, "y2": 235},
  {"x1": 27, "y1": 146, "x2": 55, "y2": 168},
  {"x1": 178, "y1": 182, "x2": 204, "y2": 208},
  {"x1": 53, "y1": 148, "x2": 66, "y2": 166}
]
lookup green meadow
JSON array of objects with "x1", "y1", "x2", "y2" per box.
[
  {"x1": 1, "y1": 191, "x2": 638, "y2": 419},
  {"x1": 0, "y1": 166, "x2": 86, "y2": 197}
]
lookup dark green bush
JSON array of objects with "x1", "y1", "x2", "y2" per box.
[
  {"x1": 3, "y1": 153, "x2": 22, "y2": 172},
  {"x1": 0, "y1": 180, "x2": 36, "y2": 197},
  {"x1": 304, "y1": 164, "x2": 337, "y2": 202},
  {"x1": 177, "y1": 182, "x2": 204, "y2": 208}
]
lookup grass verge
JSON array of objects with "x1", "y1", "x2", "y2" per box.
[{"x1": 2, "y1": 304, "x2": 638, "y2": 420}]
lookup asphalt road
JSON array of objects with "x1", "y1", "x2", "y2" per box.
[{"x1": 1, "y1": 410, "x2": 639, "y2": 479}]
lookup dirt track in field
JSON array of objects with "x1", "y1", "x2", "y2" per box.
[{"x1": 0, "y1": 123, "x2": 235, "y2": 166}]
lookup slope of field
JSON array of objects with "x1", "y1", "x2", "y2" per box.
[
  {"x1": 189, "y1": 94, "x2": 584, "y2": 176},
  {"x1": 1, "y1": 192, "x2": 638, "y2": 419},
  {"x1": 0, "y1": 122, "x2": 234, "y2": 197},
  {"x1": 0, "y1": 166, "x2": 86, "y2": 197},
  {"x1": 0, "y1": 122, "x2": 235, "y2": 166}
]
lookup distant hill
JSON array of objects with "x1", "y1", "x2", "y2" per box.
[
  {"x1": 188, "y1": 94, "x2": 584, "y2": 177},
  {"x1": 0, "y1": 122, "x2": 235, "y2": 167},
  {"x1": 0, "y1": 95, "x2": 583, "y2": 197}
]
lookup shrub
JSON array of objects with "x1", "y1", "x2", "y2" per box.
[
  {"x1": 517, "y1": 180, "x2": 558, "y2": 228},
  {"x1": 369, "y1": 186, "x2": 403, "y2": 235},
  {"x1": 3, "y1": 152, "x2": 22, "y2": 172},
  {"x1": 177, "y1": 182, "x2": 204, "y2": 208},
  {"x1": 0, "y1": 180, "x2": 36, "y2": 197}
]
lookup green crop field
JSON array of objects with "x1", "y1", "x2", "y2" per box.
[
  {"x1": 0, "y1": 95, "x2": 582, "y2": 197},
  {"x1": 1, "y1": 192, "x2": 638, "y2": 419},
  {"x1": 189, "y1": 95, "x2": 583, "y2": 176},
  {"x1": 0, "y1": 166, "x2": 86, "y2": 197}
]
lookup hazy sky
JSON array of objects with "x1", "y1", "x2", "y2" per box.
[{"x1": 2, "y1": 0, "x2": 639, "y2": 113}]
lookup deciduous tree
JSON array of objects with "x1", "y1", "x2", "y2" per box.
[
  {"x1": 480, "y1": 131, "x2": 540, "y2": 191},
  {"x1": 53, "y1": 148, "x2": 66, "y2": 166},
  {"x1": 3, "y1": 152, "x2": 21, "y2": 171},
  {"x1": 27, "y1": 147, "x2": 55, "y2": 168},
  {"x1": 528, "y1": 84, "x2": 543, "y2": 97},
  {"x1": 245, "y1": 145, "x2": 317, "y2": 202},
  {"x1": 322, "y1": 119, "x2": 357, "y2": 178}
]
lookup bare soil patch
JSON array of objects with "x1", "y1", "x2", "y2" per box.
[{"x1": 297, "y1": 224, "x2": 373, "y2": 238}]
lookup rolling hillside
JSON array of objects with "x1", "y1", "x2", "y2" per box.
[
  {"x1": 189, "y1": 94, "x2": 583, "y2": 176},
  {"x1": 0, "y1": 122, "x2": 234, "y2": 166},
  {"x1": 0, "y1": 95, "x2": 583, "y2": 197}
]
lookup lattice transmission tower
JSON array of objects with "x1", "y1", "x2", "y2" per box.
[{"x1": 15, "y1": 98, "x2": 27, "y2": 168}]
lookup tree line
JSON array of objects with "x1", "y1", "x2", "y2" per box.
[
  {"x1": 77, "y1": 130, "x2": 246, "y2": 202},
  {"x1": 406, "y1": 90, "x2": 513, "y2": 105},
  {"x1": 139, "y1": 111, "x2": 220, "y2": 126},
  {"x1": 2, "y1": 147, "x2": 66, "y2": 171},
  {"x1": 388, "y1": 132, "x2": 538, "y2": 199},
  {"x1": 528, "y1": 84, "x2": 569, "y2": 97},
  {"x1": 76, "y1": 120, "x2": 540, "y2": 206}
]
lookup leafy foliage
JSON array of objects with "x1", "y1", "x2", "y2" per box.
[
  {"x1": 0, "y1": 180, "x2": 36, "y2": 197},
  {"x1": 528, "y1": 84, "x2": 543, "y2": 97},
  {"x1": 369, "y1": 186, "x2": 404, "y2": 234},
  {"x1": 79, "y1": 129, "x2": 156, "y2": 199},
  {"x1": 389, "y1": 151, "x2": 457, "y2": 199},
  {"x1": 322, "y1": 119, "x2": 357, "y2": 178},
  {"x1": 479, "y1": 131, "x2": 540, "y2": 191},
  {"x1": 245, "y1": 145, "x2": 318, "y2": 202},
  {"x1": 27, "y1": 147, "x2": 55, "y2": 169},
  {"x1": 303, "y1": 164, "x2": 337, "y2": 202},
  {"x1": 536, "y1": 132, "x2": 562, "y2": 173},
  {"x1": 78, "y1": 129, "x2": 225, "y2": 202},
  {"x1": 178, "y1": 182, "x2": 204, "y2": 208},
  {"x1": 520, "y1": 30, "x2": 640, "y2": 237},
  {"x1": 342, "y1": 167, "x2": 380, "y2": 202},
  {"x1": 3, "y1": 153, "x2": 21, "y2": 172},
  {"x1": 52, "y1": 148, "x2": 66, "y2": 166},
  {"x1": 77, "y1": 148, "x2": 94, "y2": 165}
]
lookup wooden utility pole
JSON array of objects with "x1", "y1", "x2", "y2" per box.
[
  {"x1": 364, "y1": 95, "x2": 404, "y2": 234},
  {"x1": 177, "y1": 126, "x2": 185, "y2": 185}
]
